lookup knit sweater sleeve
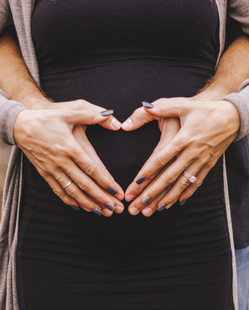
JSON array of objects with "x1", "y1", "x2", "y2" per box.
[
  {"x1": 223, "y1": 80, "x2": 249, "y2": 141},
  {"x1": 0, "y1": 90, "x2": 25, "y2": 145},
  {"x1": 228, "y1": 0, "x2": 249, "y2": 35},
  {"x1": 0, "y1": 1, "x2": 26, "y2": 145}
]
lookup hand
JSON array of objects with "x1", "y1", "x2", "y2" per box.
[
  {"x1": 14, "y1": 99, "x2": 125, "y2": 217},
  {"x1": 122, "y1": 97, "x2": 240, "y2": 216}
]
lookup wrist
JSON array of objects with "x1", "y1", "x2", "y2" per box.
[
  {"x1": 11, "y1": 95, "x2": 54, "y2": 110},
  {"x1": 193, "y1": 84, "x2": 231, "y2": 101},
  {"x1": 221, "y1": 99, "x2": 240, "y2": 136}
]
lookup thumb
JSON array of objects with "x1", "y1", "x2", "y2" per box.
[
  {"x1": 142, "y1": 98, "x2": 190, "y2": 118},
  {"x1": 122, "y1": 106, "x2": 155, "y2": 131},
  {"x1": 63, "y1": 108, "x2": 121, "y2": 130}
]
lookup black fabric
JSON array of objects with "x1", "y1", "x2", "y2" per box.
[{"x1": 17, "y1": 1, "x2": 233, "y2": 309}]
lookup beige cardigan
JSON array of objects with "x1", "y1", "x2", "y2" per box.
[{"x1": 0, "y1": 0, "x2": 249, "y2": 309}]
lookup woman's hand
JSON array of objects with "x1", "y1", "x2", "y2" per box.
[
  {"x1": 122, "y1": 97, "x2": 240, "y2": 216},
  {"x1": 14, "y1": 99, "x2": 125, "y2": 217}
]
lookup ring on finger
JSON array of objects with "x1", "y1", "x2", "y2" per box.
[
  {"x1": 63, "y1": 181, "x2": 73, "y2": 189},
  {"x1": 182, "y1": 171, "x2": 197, "y2": 183}
]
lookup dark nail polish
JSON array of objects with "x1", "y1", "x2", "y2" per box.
[
  {"x1": 157, "y1": 203, "x2": 167, "y2": 212},
  {"x1": 105, "y1": 203, "x2": 115, "y2": 211},
  {"x1": 142, "y1": 197, "x2": 151, "y2": 205},
  {"x1": 136, "y1": 176, "x2": 145, "y2": 185},
  {"x1": 101, "y1": 110, "x2": 114, "y2": 117},
  {"x1": 142, "y1": 101, "x2": 154, "y2": 109},
  {"x1": 179, "y1": 199, "x2": 187, "y2": 206},
  {"x1": 71, "y1": 205, "x2": 80, "y2": 211},
  {"x1": 107, "y1": 187, "x2": 117, "y2": 195},
  {"x1": 93, "y1": 208, "x2": 103, "y2": 216}
]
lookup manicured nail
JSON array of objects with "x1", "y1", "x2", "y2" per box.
[
  {"x1": 107, "y1": 187, "x2": 117, "y2": 195},
  {"x1": 105, "y1": 203, "x2": 115, "y2": 211},
  {"x1": 101, "y1": 110, "x2": 114, "y2": 117},
  {"x1": 142, "y1": 101, "x2": 154, "y2": 109},
  {"x1": 126, "y1": 194, "x2": 135, "y2": 202},
  {"x1": 157, "y1": 203, "x2": 167, "y2": 212},
  {"x1": 93, "y1": 208, "x2": 103, "y2": 216},
  {"x1": 71, "y1": 205, "x2": 80, "y2": 211},
  {"x1": 122, "y1": 118, "x2": 132, "y2": 130},
  {"x1": 179, "y1": 199, "x2": 187, "y2": 206},
  {"x1": 136, "y1": 176, "x2": 145, "y2": 185},
  {"x1": 142, "y1": 196, "x2": 151, "y2": 205},
  {"x1": 129, "y1": 206, "x2": 139, "y2": 215}
]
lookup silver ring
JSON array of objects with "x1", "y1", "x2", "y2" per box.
[
  {"x1": 63, "y1": 181, "x2": 72, "y2": 189},
  {"x1": 182, "y1": 171, "x2": 197, "y2": 183}
]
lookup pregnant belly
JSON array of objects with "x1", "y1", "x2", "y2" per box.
[{"x1": 40, "y1": 59, "x2": 213, "y2": 190}]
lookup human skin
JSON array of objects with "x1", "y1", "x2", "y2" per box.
[
  {"x1": 0, "y1": 30, "x2": 249, "y2": 216},
  {"x1": 122, "y1": 36, "x2": 249, "y2": 216},
  {"x1": 0, "y1": 29, "x2": 125, "y2": 217}
]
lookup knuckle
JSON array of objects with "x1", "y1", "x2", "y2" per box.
[
  {"x1": 157, "y1": 154, "x2": 167, "y2": 167},
  {"x1": 53, "y1": 187, "x2": 63, "y2": 197},
  {"x1": 178, "y1": 179, "x2": 189, "y2": 190},
  {"x1": 84, "y1": 165, "x2": 97, "y2": 177},
  {"x1": 195, "y1": 179, "x2": 203, "y2": 187},
  {"x1": 78, "y1": 181, "x2": 91, "y2": 193},
  {"x1": 166, "y1": 173, "x2": 176, "y2": 184},
  {"x1": 66, "y1": 186, "x2": 77, "y2": 197}
]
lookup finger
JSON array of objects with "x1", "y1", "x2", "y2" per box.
[
  {"x1": 73, "y1": 126, "x2": 124, "y2": 200},
  {"x1": 99, "y1": 115, "x2": 122, "y2": 131},
  {"x1": 60, "y1": 99, "x2": 121, "y2": 130},
  {"x1": 127, "y1": 125, "x2": 202, "y2": 196},
  {"x1": 125, "y1": 157, "x2": 173, "y2": 202},
  {"x1": 141, "y1": 186, "x2": 173, "y2": 217},
  {"x1": 42, "y1": 172, "x2": 79, "y2": 207},
  {"x1": 59, "y1": 135, "x2": 124, "y2": 199},
  {"x1": 156, "y1": 160, "x2": 205, "y2": 209},
  {"x1": 179, "y1": 160, "x2": 217, "y2": 201},
  {"x1": 125, "y1": 119, "x2": 180, "y2": 201},
  {"x1": 142, "y1": 97, "x2": 191, "y2": 118},
  {"x1": 128, "y1": 148, "x2": 203, "y2": 212},
  {"x1": 128, "y1": 184, "x2": 172, "y2": 216},
  {"x1": 125, "y1": 132, "x2": 187, "y2": 201},
  {"x1": 54, "y1": 164, "x2": 124, "y2": 213},
  {"x1": 122, "y1": 106, "x2": 155, "y2": 131}
]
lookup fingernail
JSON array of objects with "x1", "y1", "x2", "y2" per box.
[
  {"x1": 105, "y1": 203, "x2": 115, "y2": 211},
  {"x1": 143, "y1": 208, "x2": 153, "y2": 216},
  {"x1": 122, "y1": 118, "x2": 132, "y2": 130},
  {"x1": 126, "y1": 194, "x2": 135, "y2": 202},
  {"x1": 157, "y1": 203, "x2": 167, "y2": 212},
  {"x1": 142, "y1": 196, "x2": 151, "y2": 205},
  {"x1": 129, "y1": 206, "x2": 139, "y2": 215},
  {"x1": 101, "y1": 110, "x2": 114, "y2": 117},
  {"x1": 142, "y1": 101, "x2": 154, "y2": 109},
  {"x1": 136, "y1": 176, "x2": 145, "y2": 185},
  {"x1": 93, "y1": 208, "x2": 103, "y2": 216},
  {"x1": 107, "y1": 187, "x2": 117, "y2": 195},
  {"x1": 179, "y1": 199, "x2": 187, "y2": 206},
  {"x1": 71, "y1": 205, "x2": 80, "y2": 211}
]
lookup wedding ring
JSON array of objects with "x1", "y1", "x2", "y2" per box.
[
  {"x1": 63, "y1": 181, "x2": 72, "y2": 189},
  {"x1": 182, "y1": 171, "x2": 197, "y2": 183}
]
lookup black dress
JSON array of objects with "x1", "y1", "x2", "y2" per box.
[{"x1": 17, "y1": 1, "x2": 232, "y2": 309}]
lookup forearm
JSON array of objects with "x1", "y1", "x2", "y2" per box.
[
  {"x1": 196, "y1": 36, "x2": 249, "y2": 101},
  {"x1": 0, "y1": 28, "x2": 51, "y2": 109}
]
